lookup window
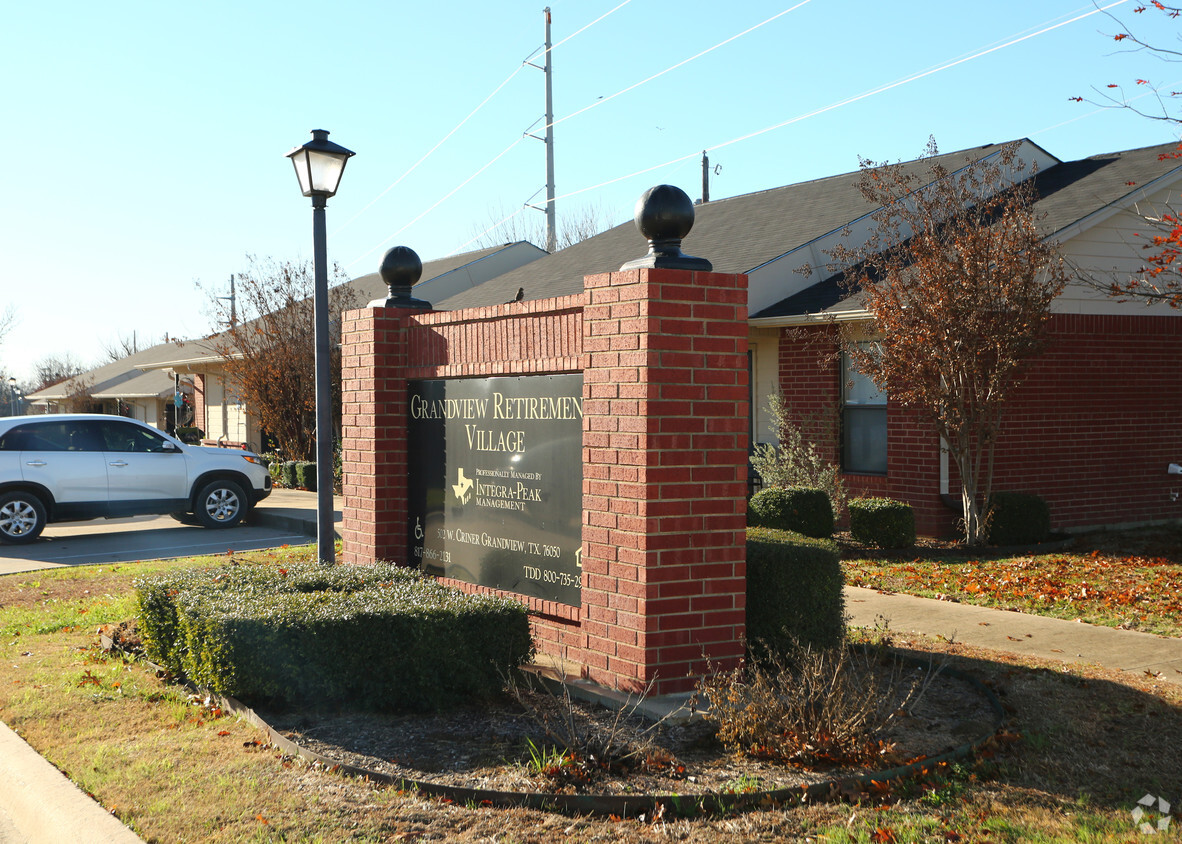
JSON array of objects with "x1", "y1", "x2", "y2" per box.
[
  {"x1": 0, "y1": 421, "x2": 100, "y2": 452},
  {"x1": 842, "y1": 347, "x2": 887, "y2": 474},
  {"x1": 96, "y1": 420, "x2": 170, "y2": 453}
]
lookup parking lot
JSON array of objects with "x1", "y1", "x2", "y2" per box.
[{"x1": 0, "y1": 490, "x2": 331, "y2": 574}]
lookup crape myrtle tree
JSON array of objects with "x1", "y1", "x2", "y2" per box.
[
  {"x1": 206, "y1": 256, "x2": 360, "y2": 463},
  {"x1": 1073, "y1": 1, "x2": 1182, "y2": 307},
  {"x1": 828, "y1": 140, "x2": 1068, "y2": 546}
]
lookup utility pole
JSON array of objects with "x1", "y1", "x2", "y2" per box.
[
  {"x1": 218, "y1": 275, "x2": 238, "y2": 328},
  {"x1": 543, "y1": 7, "x2": 556, "y2": 253},
  {"x1": 701, "y1": 151, "x2": 710, "y2": 204},
  {"x1": 524, "y1": 8, "x2": 557, "y2": 252}
]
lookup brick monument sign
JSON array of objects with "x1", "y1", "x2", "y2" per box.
[{"x1": 340, "y1": 186, "x2": 749, "y2": 696}]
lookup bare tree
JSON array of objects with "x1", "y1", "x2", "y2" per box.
[
  {"x1": 469, "y1": 201, "x2": 614, "y2": 252},
  {"x1": 99, "y1": 331, "x2": 144, "y2": 363},
  {"x1": 1070, "y1": 2, "x2": 1182, "y2": 307},
  {"x1": 828, "y1": 140, "x2": 1068, "y2": 545},
  {"x1": 204, "y1": 256, "x2": 360, "y2": 462},
  {"x1": 0, "y1": 306, "x2": 15, "y2": 347},
  {"x1": 32, "y1": 353, "x2": 87, "y2": 393},
  {"x1": 1072, "y1": 2, "x2": 1182, "y2": 125}
]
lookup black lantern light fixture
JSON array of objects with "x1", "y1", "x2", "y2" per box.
[
  {"x1": 285, "y1": 129, "x2": 355, "y2": 200},
  {"x1": 285, "y1": 129, "x2": 355, "y2": 564}
]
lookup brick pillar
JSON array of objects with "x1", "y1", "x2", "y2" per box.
[
  {"x1": 581, "y1": 267, "x2": 749, "y2": 696},
  {"x1": 340, "y1": 307, "x2": 416, "y2": 566}
]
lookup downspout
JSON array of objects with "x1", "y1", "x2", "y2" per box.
[{"x1": 939, "y1": 437, "x2": 959, "y2": 511}]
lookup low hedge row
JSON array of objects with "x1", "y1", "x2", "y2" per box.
[
  {"x1": 267, "y1": 460, "x2": 318, "y2": 490},
  {"x1": 988, "y1": 491, "x2": 1051, "y2": 546},
  {"x1": 136, "y1": 563, "x2": 533, "y2": 712},
  {"x1": 747, "y1": 486, "x2": 834, "y2": 538},
  {"x1": 848, "y1": 497, "x2": 916, "y2": 549},
  {"x1": 746, "y1": 527, "x2": 844, "y2": 658}
]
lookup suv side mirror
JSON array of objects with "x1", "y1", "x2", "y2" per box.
[{"x1": 162, "y1": 441, "x2": 181, "y2": 453}]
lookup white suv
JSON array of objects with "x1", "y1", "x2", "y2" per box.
[{"x1": 0, "y1": 414, "x2": 272, "y2": 544}]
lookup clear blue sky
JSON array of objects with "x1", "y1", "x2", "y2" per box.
[{"x1": 2, "y1": 0, "x2": 1174, "y2": 383}]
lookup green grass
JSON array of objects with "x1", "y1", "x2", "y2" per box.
[{"x1": 0, "y1": 540, "x2": 1179, "y2": 842}]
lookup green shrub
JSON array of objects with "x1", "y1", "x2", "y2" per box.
[
  {"x1": 295, "y1": 461, "x2": 317, "y2": 491},
  {"x1": 175, "y1": 426, "x2": 204, "y2": 444},
  {"x1": 748, "y1": 486, "x2": 834, "y2": 538},
  {"x1": 987, "y1": 491, "x2": 1051, "y2": 546},
  {"x1": 280, "y1": 461, "x2": 299, "y2": 489},
  {"x1": 136, "y1": 563, "x2": 533, "y2": 712},
  {"x1": 748, "y1": 393, "x2": 846, "y2": 513},
  {"x1": 848, "y1": 498, "x2": 916, "y2": 549},
  {"x1": 261, "y1": 454, "x2": 284, "y2": 487},
  {"x1": 745, "y1": 527, "x2": 844, "y2": 658}
]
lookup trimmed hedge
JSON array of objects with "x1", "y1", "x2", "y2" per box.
[
  {"x1": 279, "y1": 461, "x2": 299, "y2": 489},
  {"x1": 136, "y1": 563, "x2": 533, "y2": 712},
  {"x1": 848, "y1": 497, "x2": 916, "y2": 549},
  {"x1": 987, "y1": 491, "x2": 1051, "y2": 546},
  {"x1": 295, "y1": 461, "x2": 317, "y2": 491},
  {"x1": 747, "y1": 486, "x2": 834, "y2": 538},
  {"x1": 175, "y1": 426, "x2": 204, "y2": 444},
  {"x1": 746, "y1": 527, "x2": 844, "y2": 659}
]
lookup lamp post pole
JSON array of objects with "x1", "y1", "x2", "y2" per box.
[
  {"x1": 311, "y1": 193, "x2": 333, "y2": 564},
  {"x1": 286, "y1": 129, "x2": 355, "y2": 564}
]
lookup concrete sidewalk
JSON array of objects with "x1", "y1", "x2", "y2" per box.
[
  {"x1": 251, "y1": 487, "x2": 343, "y2": 536},
  {"x1": 845, "y1": 585, "x2": 1182, "y2": 684},
  {"x1": 0, "y1": 722, "x2": 144, "y2": 843}
]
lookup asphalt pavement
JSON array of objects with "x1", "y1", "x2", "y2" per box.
[
  {"x1": 0, "y1": 489, "x2": 337, "y2": 575},
  {"x1": 1, "y1": 496, "x2": 1179, "y2": 841}
]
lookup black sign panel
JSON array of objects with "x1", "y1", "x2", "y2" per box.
[{"x1": 407, "y1": 374, "x2": 583, "y2": 606}]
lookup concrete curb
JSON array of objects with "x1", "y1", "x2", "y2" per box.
[
  {"x1": 250, "y1": 508, "x2": 319, "y2": 537},
  {"x1": 0, "y1": 721, "x2": 144, "y2": 843}
]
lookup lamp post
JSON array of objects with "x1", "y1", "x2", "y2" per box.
[
  {"x1": 285, "y1": 129, "x2": 355, "y2": 564},
  {"x1": 7, "y1": 378, "x2": 18, "y2": 417}
]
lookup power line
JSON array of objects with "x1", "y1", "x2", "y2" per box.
[
  {"x1": 332, "y1": 66, "x2": 525, "y2": 238},
  {"x1": 544, "y1": 1, "x2": 1135, "y2": 207},
  {"x1": 449, "y1": 3, "x2": 817, "y2": 255},
  {"x1": 550, "y1": 1, "x2": 814, "y2": 132},
  {"x1": 335, "y1": 1, "x2": 635, "y2": 245},
  {"x1": 346, "y1": 138, "x2": 527, "y2": 269},
  {"x1": 340, "y1": 0, "x2": 638, "y2": 262}
]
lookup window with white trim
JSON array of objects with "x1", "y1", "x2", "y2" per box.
[{"x1": 842, "y1": 346, "x2": 887, "y2": 474}]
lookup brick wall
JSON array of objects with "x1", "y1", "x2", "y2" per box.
[
  {"x1": 341, "y1": 270, "x2": 749, "y2": 696},
  {"x1": 192, "y1": 374, "x2": 207, "y2": 437},
  {"x1": 777, "y1": 313, "x2": 1182, "y2": 537},
  {"x1": 579, "y1": 268, "x2": 749, "y2": 695}
]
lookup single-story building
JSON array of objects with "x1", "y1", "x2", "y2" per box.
[
  {"x1": 414, "y1": 139, "x2": 1182, "y2": 537},
  {"x1": 25, "y1": 341, "x2": 194, "y2": 432}
]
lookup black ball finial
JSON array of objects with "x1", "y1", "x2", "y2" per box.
[
  {"x1": 620, "y1": 184, "x2": 712, "y2": 272},
  {"x1": 370, "y1": 246, "x2": 431, "y2": 309}
]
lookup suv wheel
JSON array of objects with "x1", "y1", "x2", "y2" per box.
[
  {"x1": 0, "y1": 492, "x2": 48, "y2": 544},
  {"x1": 194, "y1": 480, "x2": 247, "y2": 529}
]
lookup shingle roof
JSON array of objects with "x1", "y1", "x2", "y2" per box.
[
  {"x1": 27, "y1": 341, "x2": 186, "y2": 401},
  {"x1": 431, "y1": 140, "x2": 1182, "y2": 319},
  {"x1": 1033, "y1": 141, "x2": 1182, "y2": 238},
  {"x1": 345, "y1": 243, "x2": 531, "y2": 302},
  {"x1": 433, "y1": 143, "x2": 1018, "y2": 311},
  {"x1": 752, "y1": 141, "x2": 1182, "y2": 320}
]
